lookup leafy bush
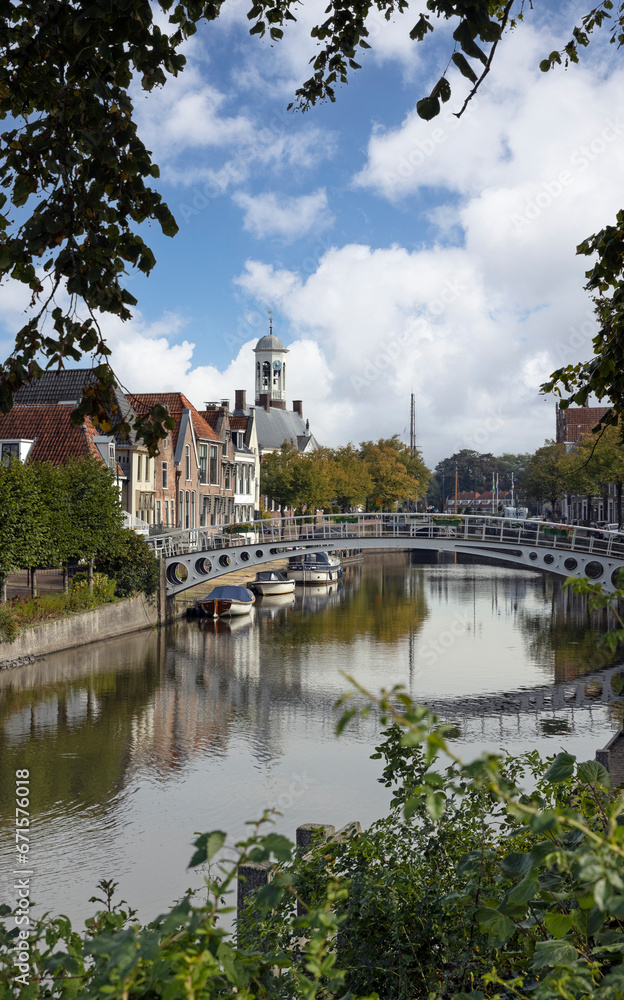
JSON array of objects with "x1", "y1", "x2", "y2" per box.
[
  {"x1": 70, "y1": 572, "x2": 117, "y2": 602},
  {"x1": 0, "y1": 579, "x2": 118, "y2": 642},
  {"x1": 95, "y1": 530, "x2": 159, "y2": 598}
]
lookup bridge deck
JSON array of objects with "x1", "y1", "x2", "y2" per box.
[{"x1": 147, "y1": 514, "x2": 624, "y2": 596}]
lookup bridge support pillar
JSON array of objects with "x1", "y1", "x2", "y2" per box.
[{"x1": 157, "y1": 561, "x2": 178, "y2": 625}]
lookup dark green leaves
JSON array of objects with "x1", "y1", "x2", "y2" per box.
[
  {"x1": 544, "y1": 751, "x2": 576, "y2": 783},
  {"x1": 452, "y1": 52, "x2": 478, "y2": 84},
  {"x1": 474, "y1": 906, "x2": 515, "y2": 945},
  {"x1": 188, "y1": 830, "x2": 227, "y2": 868}
]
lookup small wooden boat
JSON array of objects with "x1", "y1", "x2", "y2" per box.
[
  {"x1": 286, "y1": 551, "x2": 343, "y2": 584},
  {"x1": 197, "y1": 585, "x2": 255, "y2": 618},
  {"x1": 251, "y1": 570, "x2": 296, "y2": 596}
]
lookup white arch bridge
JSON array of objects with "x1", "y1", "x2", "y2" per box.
[{"x1": 146, "y1": 513, "x2": 624, "y2": 597}]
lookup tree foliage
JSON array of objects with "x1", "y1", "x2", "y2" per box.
[
  {"x1": 260, "y1": 437, "x2": 429, "y2": 512},
  {"x1": 2, "y1": 1, "x2": 624, "y2": 449}
]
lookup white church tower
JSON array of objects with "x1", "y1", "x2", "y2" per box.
[{"x1": 254, "y1": 313, "x2": 288, "y2": 410}]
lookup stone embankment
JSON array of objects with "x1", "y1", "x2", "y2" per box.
[{"x1": 0, "y1": 593, "x2": 159, "y2": 670}]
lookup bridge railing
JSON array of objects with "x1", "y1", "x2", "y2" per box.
[{"x1": 145, "y1": 513, "x2": 624, "y2": 561}]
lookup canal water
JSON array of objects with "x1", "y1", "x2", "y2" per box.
[{"x1": 0, "y1": 553, "x2": 622, "y2": 926}]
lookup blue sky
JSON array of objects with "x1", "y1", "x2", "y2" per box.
[{"x1": 1, "y1": 0, "x2": 623, "y2": 465}]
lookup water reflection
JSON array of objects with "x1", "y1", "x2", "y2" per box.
[{"x1": 0, "y1": 555, "x2": 622, "y2": 925}]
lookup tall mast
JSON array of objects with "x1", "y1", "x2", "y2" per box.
[{"x1": 410, "y1": 393, "x2": 415, "y2": 457}]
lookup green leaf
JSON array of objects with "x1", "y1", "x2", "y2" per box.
[
  {"x1": 188, "y1": 830, "x2": 226, "y2": 868},
  {"x1": 507, "y1": 872, "x2": 539, "y2": 905},
  {"x1": 426, "y1": 790, "x2": 446, "y2": 820},
  {"x1": 475, "y1": 906, "x2": 516, "y2": 944},
  {"x1": 499, "y1": 852, "x2": 533, "y2": 877},
  {"x1": 544, "y1": 752, "x2": 576, "y2": 783},
  {"x1": 544, "y1": 911, "x2": 573, "y2": 938},
  {"x1": 533, "y1": 939, "x2": 578, "y2": 969},
  {"x1": 577, "y1": 759, "x2": 611, "y2": 787},
  {"x1": 416, "y1": 96, "x2": 440, "y2": 121},
  {"x1": 451, "y1": 52, "x2": 478, "y2": 84}
]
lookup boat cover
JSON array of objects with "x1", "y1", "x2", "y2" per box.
[
  {"x1": 255, "y1": 571, "x2": 288, "y2": 581},
  {"x1": 208, "y1": 586, "x2": 254, "y2": 601}
]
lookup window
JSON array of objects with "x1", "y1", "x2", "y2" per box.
[
  {"x1": 170, "y1": 500, "x2": 175, "y2": 526},
  {"x1": 185, "y1": 491, "x2": 190, "y2": 529},
  {"x1": 1, "y1": 443, "x2": 19, "y2": 465},
  {"x1": 245, "y1": 466, "x2": 251, "y2": 495},
  {"x1": 162, "y1": 462, "x2": 168, "y2": 489},
  {"x1": 199, "y1": 444, "x2": 207, "y2": 484},
  {"x1": 165, "y1": 502, "x2": 169, "y2": 527},
  {"x1": 156, "y1": 500, "x2": 161, "y2": 524},
  {"x1": 210, "y1": 445, "x2": 219, "y2": 484},
  {"x1": 137, "y1": 455, "x2": 142, "y2": 481},
  {"x1": 179, "y1": 490, "x2": 184, "y2": 528},
  {"x1": 185, "y1": 445, "x2": 191, "y2": 481},
  {"x1": 262, "y1": 360, "x2": 270, "y2": 388},
  {"x1": 225, "y1": 465, "x2": 230, "y2": 491},
  {"x1": 191, "y1": 491, "x2": 196, "y2": 528}
]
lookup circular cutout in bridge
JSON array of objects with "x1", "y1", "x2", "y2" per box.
[
  {"x1": 219, "y1": 554, "x2": 231, "y2": 568},
  {"x1": 611, "y1": 568, "x2": 624, "y2": 589},
  {"x1": 564, "y1": 557, "x2": 578, "y2": 571},
  {"x1": 166, "y1": 562, "x2": 188, "y2": 585},
  {"x1": 255, "y1": 549, "x2": 264, "y2": 558},
  {"x1": 585, "y1": 560, "x2": 603, "y2": 579},
  {"x1": 529, "y1": 551, "x2": 538, "y2": 561},
  {"x1": 543, "y1": 554, "x2": 554, "y2": 565},
  {"x1": 195, "y1": 557, "x2": 212, "y2": 576},
  {"x1": 240, "y1": 551, "x2": 250, "y2": 562}
]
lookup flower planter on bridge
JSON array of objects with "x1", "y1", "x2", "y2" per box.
[
  {"x1": 543, "y1": 526, "x2": 573, "y2": 539},
  {"x1": 434, "y1": 517, "x2": 462, "y2": 527}
]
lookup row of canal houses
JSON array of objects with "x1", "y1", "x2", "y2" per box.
[{"x1": 0, "y1": 370, "x2": 259, "y2": 531}]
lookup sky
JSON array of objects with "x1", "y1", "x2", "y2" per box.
[{"x1": 2, "y1": 0, "x2": 624, "y2": 466}]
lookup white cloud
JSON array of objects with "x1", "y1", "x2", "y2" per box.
[{"x1": 233, "y1": 189, "x2": 333, "y2": 240}]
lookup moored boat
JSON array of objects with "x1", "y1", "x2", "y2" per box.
[
  {"x1": 286, "y1": 551, "x2": 342, "y2": 584},
  {"x1": 196, "y1": 585, "x2": 255, "y2": 618},
  {"x1": 251, "y1": 570, "x2": 296, "y2": 596}
]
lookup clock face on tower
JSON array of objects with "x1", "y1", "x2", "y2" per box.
[{"x1": 273, "y1": 360, "x2": 282, "y2": 371}]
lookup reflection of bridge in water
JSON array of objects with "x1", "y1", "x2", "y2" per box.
[
  {"x1": 148, "y1": 514, "x2": 624, "y2": 596},
  {"x1": 421, "y1": 662, "x2": 624, "y2": 720}
]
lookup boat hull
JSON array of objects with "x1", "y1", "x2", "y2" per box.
[
  {"x1": 198, "y1": 598, "x2": 253, "y2": 618},
  {"x1": 287, "y1": 566, "x2": 342, "y2": 584},
  {"x1": 253, "y1": 579, "x2": 296, "y2": 595}
]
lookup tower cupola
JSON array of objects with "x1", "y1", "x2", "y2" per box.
[{"x1": 254, "y1": 315, "x2": 288, "y2": 410}]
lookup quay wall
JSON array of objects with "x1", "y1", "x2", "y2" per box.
[{"x1": 0, "y1": 594, "x2": 160, "y2": 669}]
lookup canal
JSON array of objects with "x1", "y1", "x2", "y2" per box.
[{"x1": 0, "y1": 553, "x2": 622, "y2": 925}]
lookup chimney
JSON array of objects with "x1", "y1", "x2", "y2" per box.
[
  {"x1": 259, "y1": 393, "x2": 270, "y2": 413},
  {"x1": 235, "y1": 389, "x2": 246, "y2": 412},
  {"x1": 220, "y1": 399, "x2": 229, "y2": 412},
  {"x1": 293, "y1": 400, "x2": 303, "y2": 418}
]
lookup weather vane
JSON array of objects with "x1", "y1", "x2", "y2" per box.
[{"x1": 268, "y1": 309, "x2": 273, "y2": 335}]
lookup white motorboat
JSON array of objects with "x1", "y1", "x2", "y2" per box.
[
  {"x1": 251, "y1": 570, "x2": 296, "y2": 596},
  {"x1": 197, "y1": 585, "x2": 255, "y2": 618},
  {"x1": 286, "y1": 551, "x2": 343, "y2": 584}
]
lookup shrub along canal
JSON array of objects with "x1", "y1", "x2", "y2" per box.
[{"x1": 0, "y1": 552, "x2": 622, "y2": 924}]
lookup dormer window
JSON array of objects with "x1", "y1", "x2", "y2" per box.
[
  {"x1": 1, "y1": 439, "x2": 34, "y2": 464},
  {"x1": 1, "y1": 443, "x2": 19, "y2": 464}
]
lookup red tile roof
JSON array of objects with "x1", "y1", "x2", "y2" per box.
[
  {"x1": 230, "y1": 416, "x2": 248, "y2": 430},
  {"x1": 0, "y1": 405, "x2": 106, "y2": 465},
  {"x1": 128, "y1": 393, "x2": 220, "y2": 447}
]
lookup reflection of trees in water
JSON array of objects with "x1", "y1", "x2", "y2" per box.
[
  {"x1": 515, "y1": 577, "x2": 618, "y2": 683},
  {"x1": 0, "y1": 640, "x2": 162, "y2": 821},
  {"x1": 272, "y1": 561, "x2": 428, "y2": 648}
]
